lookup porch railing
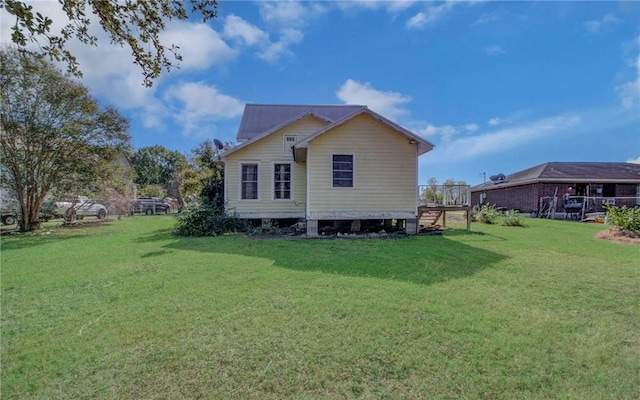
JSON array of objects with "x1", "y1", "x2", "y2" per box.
[{"x1": 418, "y1": 185, "x2": 471, "y2": 207}]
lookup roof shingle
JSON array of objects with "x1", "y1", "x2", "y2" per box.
[{"x1": 237, "y1": 104, "x2": 365, "y2": 141}]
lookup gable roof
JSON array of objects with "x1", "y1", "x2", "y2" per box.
[
  {"x1": 237, "y1": 104, "x2": 364, "y2": 142},
  {"x1": 295, "y1": 107, "x2": 434, "y2": 156},
  {"x1": 471, "y1": 162, "x2": 640, "y2": 191},
  {"x1": 224, "y1": 104, "x2": 434, "y2": 159}
]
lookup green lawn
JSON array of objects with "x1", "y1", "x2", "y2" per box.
[{"x1": 1, "y1": 216, "x2": 638, "y2": 399}]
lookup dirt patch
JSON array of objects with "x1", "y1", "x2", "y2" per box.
[
  {"x1": 595, "y1": 229, "x2": 640, "y2": 244},
  {"x1": 62, "y1": 219, "x2": 111, "y2": 228}
]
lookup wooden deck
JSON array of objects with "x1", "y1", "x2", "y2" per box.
[
  {"x1": 418, "y1": 205, "x2": 472, "y2": 231},
  {"x1": 417, "y1": 185, "x2": 472, "y2": 231}
]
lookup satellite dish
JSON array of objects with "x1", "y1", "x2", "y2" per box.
[
  {"x1": 213, "y1": 138, "x2": 224, "y2": 150},
  {"x1": 490, "y1": 174, "x2": 506, "y2": 184}
]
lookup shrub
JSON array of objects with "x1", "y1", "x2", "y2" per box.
[
  {"x1": 172, "y1": 197, "x2": 247, "y2": 236},
  {"x1": 605, "y1": 205, "x2": 640, "y2": 235},
  {"x1": 471, "y1": 203, "x2": 499, "y2": 224},
  {"x1": 501, "y1": 209, "x2": 526, "y2": 227},
  {"x1": 248, "y1": 219, "x2": 283, "y2": 236}
]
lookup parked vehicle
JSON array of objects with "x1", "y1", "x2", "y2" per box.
[
  {"x1": 133, "y1": 197, "x2": 171, "y2": 215},
  {"x1": 53, "y1": 196, "x2": 108, "y2": 219},
  {"x1": 1, "y1": 210, "x2": 16, "y2": 225}
]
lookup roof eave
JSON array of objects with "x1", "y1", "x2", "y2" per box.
[{"x1": 471, "y1": 177, "x2": 640, "y2": 191}]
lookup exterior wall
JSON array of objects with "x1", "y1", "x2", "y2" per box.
[
  {"x1": 306, "y1": 114, "x2": 418, "y2": 219},
  {"x1": 471, "y1": 183, "x2": 539, "y2": 212},
  {"x1": 613, "y1": 184, "x2": 639, "y2": 208},
  {"x1": 471, "y1": 182, "x2": 640, "y2": 213},
  {"x1": 225, "y1": 116, "x2": 327, "y2": 218}
]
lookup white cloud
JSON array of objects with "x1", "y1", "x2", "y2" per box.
[
  {"x1": 336, "y1": 79, "x2": 410, "y2": 120},
  {"x1": 465, "y1": 123, "x2": 479, "y2": 132},
  {"x1": 416, "y1": 122, "x2": 478, "y2": 142},
  {"x1": 426, "y1": 115, "x2": 582, "y2": 162},
  {"x1": 584, "y1": 13, "x2": 620, "y2": 33},
  {"x1": 584, "y1": 21, "x2": 601, "y2": 34},
  {"x1": 485, "y1": 45, "x2": 505, "y2": 56},
  {"x1": 161, "y1": 22, "x2": 238, "y2": 70},
  {"x1": 223, "y1": 15, "x2": 269, "y2": 46},
  {"x1": 488, "y1": 117, "x2": 503, "y2": 126},
  {"x1": 616, "y1": 54, "x2": 640, "y2": 109},
  {"x1": 406, "y1": 1, "x2": 457, "y2": 29},
  {"x1": 164, "y1": 82, "x2": 244, "y2": 137},
  {"x1": 334, "y1": 1, "x2": 417, "y2": 13},
  {"x1": 259, "y1": 1, "x2": 310, "y2": 28},
  {"x1": 472, "y1": 10, "x2": 503, "y2": 26},
  {"x1": 627, "y1": 156, "x2": 640, "y2": 164},
  {"x1": 258, "y1": 28, "x2": 304, "y2": 63},
  {"x1": 417, "y1": 124, "x2": 458, "y2": 141}
]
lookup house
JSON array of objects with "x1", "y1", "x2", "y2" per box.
[
  {"x1": 470, "y1": 162, "x2": 640, "y2": 214},
  {"x1": 222, "y1": 104, "x2": 434, "y2": 236}
]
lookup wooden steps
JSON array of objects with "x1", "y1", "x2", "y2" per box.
[{"x1": 418, "y1": 210, "x2": 443, "y2": 227}]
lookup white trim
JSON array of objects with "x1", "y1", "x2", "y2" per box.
[
  {"x1": 224, "y1": 161, "x2": 228, "y2": 208},
  {"x1": 308, "y1": 211, "x2": 416, "y2": 220},
  {"x1": 283, "y1": 134, "x2": 297, "y2": 157},
  {"x1": 271, "y1": 161, "x2": 294, "y2": 201},
  {"x1": 239, "y1": 161, "x2": 260, "y2": 201},
  {"x1": 331, "y1": 153, "x2": 355, "y2": 189},
  {"x1": 306, "y1": 143, "x2": 311, "y2": 219},
  {"x1": 234, "y1": 211, "x2": 305, "y2": 219},
  {"x1": 414, "y1": 142, "x2": 419, "y2": 214}
]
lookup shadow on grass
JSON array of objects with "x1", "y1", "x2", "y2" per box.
[
  {"x1": 155, "y1": 231, "x2": 508, "y2": 287},
  {"x1": 0, "y1": 225, "x2": 102, "y2": 250}
]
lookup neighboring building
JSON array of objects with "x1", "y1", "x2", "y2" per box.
[
  {"x1": 470, "y1": 162, "x2": 640, "y2": 214},
  {"x1": 222, "y1": 104, "x2": 435, "y2": 236}
]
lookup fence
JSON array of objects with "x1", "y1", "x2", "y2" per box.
[
  {"x1": 538, "y1": 195, "x2": 639, "y2": 219},
  {"x1": 418, "y1": 185, "x2": 470, "y2": 207}
]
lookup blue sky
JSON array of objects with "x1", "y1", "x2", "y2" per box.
[{"x1": 2, "y1": 1, "x2": 639, "y2": 185}]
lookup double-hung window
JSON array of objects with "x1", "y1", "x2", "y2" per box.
[
  {"x1": 332, "y1": 154, "x2": 353, "y2": 188},
  {"x1": 274, "y1": 163, "x2": 291, "y2": 200},
  {"x1": 241, "y1": 164, "x2": 258, "y2": 200}
]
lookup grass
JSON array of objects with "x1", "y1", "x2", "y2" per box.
[{"x1": 1, "y1": 216, "x2": 639, "y2": 399}]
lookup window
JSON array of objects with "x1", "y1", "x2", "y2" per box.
[
  {"x1": 241, "y1": 164, "x2": 258, "y2": 200},
  {"x1": 274, "y1": 163, "x2": 291, "y2": 200},
  {"x1": 332, "y1": 154, "x2": 353, "y2": 188},
  {"x1": 283, "y1": 134, "x2": 297, "y2": 156},
  {"x1": 602, "y1": 183, "x2": 615, "y2": 198}
]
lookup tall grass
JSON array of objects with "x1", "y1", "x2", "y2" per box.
[{"x1": 1, "y1": 216, "x2": 638, "y2": 399}]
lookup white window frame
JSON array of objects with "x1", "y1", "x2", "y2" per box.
[
  {"x1": 272, "y1": 162, "x2": 293, "y2": 201},
  {"x1": 331, "y1": 153, "x2": 355, "y2": 188},
  {"x1": 239, "y1": 162, "x2": 259, "y2": 201},
  {"x1": 283, "y1": 134, "x2": 297, "y2": 157}
]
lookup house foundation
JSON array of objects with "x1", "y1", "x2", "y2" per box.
[{"x1": 306, "y1": 219, "x2": 319, "y2": 237}]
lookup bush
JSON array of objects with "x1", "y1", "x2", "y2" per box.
[
  {"x1": 471, "y1": 204, "x2": 499, "y2": 224},
  {"x1": 605, "y1": 205, "x2": 640, "y2": 235},
  {"x1": 172, "y1": 198, "x2": 247, "y2": 236},
  {"x1": 501, "y1": 209, "x2": 526, "y2": 227}
]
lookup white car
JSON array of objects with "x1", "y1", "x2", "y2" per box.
[{"x1": 53, "y1": 196, "x2": 107, "y2": 219}]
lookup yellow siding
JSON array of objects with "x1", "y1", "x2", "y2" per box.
[
  {"x1": 307, "y1": 114, "x2": 417, "y2": 213},
  {"x1": 225, "y1": 116, "x2": 326, "y2": 215}
]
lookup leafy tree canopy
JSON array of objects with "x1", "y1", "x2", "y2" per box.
[
  {"x1": 0, "y1": 47, "x2": 131, "y2": 231},
  {"x1": 1, "y1": 0, "x2": 218, "y2": 86},
  {"x1": 130, "y1": 145, "x2": 186, "y2": 188}
]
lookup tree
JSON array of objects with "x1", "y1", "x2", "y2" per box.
[
  {"x1": 2, "y1": 0, "x2": 218, "y2": 87},
  {"x1": 187, "y1": 139, "x2": 225, "y2": 209},
  {"x1": 0, "y1": 48, "x2": 130, "y2": 231},
  {"x1": 130, "y1": 145, "x2": 187, "y2": 206}
]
